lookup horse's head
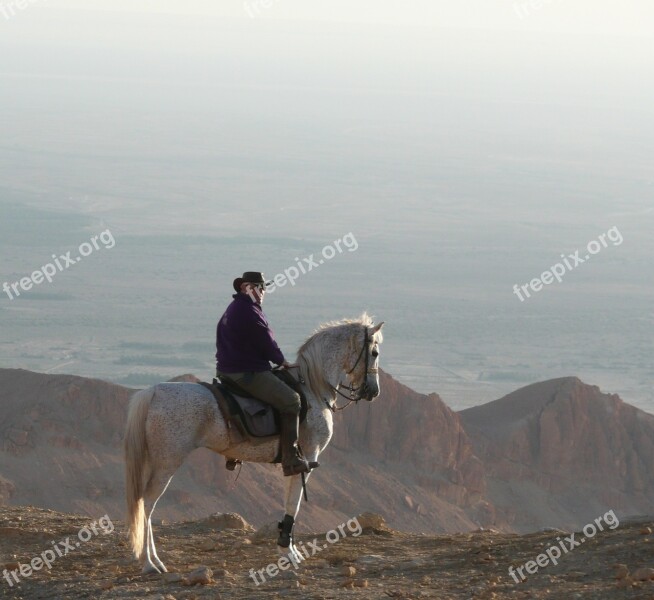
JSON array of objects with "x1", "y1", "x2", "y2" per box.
[
  {"x1": 297, "y1": 315, "x2": 385, "y2": 407},
  {"x1": 345, "y1": 321, "x2": 384, "y2": 401}
]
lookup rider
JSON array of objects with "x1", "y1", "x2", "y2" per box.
[{"x1": 215, "y1": 271, "x2": 311, "y2": 476}]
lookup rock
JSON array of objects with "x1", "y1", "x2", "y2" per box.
[
  {"x1": 212, "y1": 568, "x2": 231, "y2": 579},
  {"x1": 182, "y1": 566, "x2": 213, "y2": 586},
  {"x1": 631, "y1": 567, "x2": 654, "y2": 581},
  {"x1": 342, "y1": 565, "x2": 356, "y2": 577},
  {"x1": 639, "y1": 527, "x2": 652, "y2": 535},
  {"x1": 162, "y1": 573, "x2": 183, "y2": 583},
  {"x1": 613, "y1": 564, "x2": 629, "y2": 579},
  {"x1": 200, "y1": 512, "x2": 253, "y2": 531},
  {"x1": 199, "y1": 539, "x2": 216, "y2": 551},
  {"x1": 356, "y1": 513, "x2": 387, "y2": 531}
]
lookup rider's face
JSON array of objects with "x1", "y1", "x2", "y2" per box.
[{"x1": 246, "y1": 283, "x2": 265, "y2": 304}]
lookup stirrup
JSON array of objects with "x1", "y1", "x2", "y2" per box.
[
  {"x1": 225, "y1": 458, "x2": 242, "y2": 471},
  {"x1": 283, "y1": 462, "x2": 310, "y2": 476},
  {"x1": 282, "y1": 458, "x2": 320, "y2": 476},
  {"x1": 282, "y1": 451, "x2": 310, "y2": 476}
]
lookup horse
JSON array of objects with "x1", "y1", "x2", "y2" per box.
[{"x1": 124, "y1": 313, "x2": 384, "y2": 574}]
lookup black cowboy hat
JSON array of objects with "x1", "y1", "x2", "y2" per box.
[{"x1": 232, "y1": 271, "x2": 272, "y2": 293}]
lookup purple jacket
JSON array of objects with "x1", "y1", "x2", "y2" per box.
[{"x1": 215, "y1": 293, "x2": 285, "y2": 373}]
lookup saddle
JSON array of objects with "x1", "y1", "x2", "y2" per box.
[{"x1": 199, "y1": 370, "x2": 308, "y2": 464}]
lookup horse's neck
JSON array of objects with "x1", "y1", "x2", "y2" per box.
[
  {"x1": 298, "y1": 356, "x2": 345, "y2": 411},
  {"x1": 286, "y1": 367, "x2": 329, "y2": 409}
]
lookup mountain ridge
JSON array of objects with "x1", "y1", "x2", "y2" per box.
[{"x1": 1, "y1": 367, "x2": 653, "y2": 535}]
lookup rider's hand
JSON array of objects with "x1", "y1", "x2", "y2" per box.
[{"x1": 282, "y1": 361, "x2": 298, "y2": 369}]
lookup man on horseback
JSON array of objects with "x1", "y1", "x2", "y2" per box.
[{"x1": 215, "y1": 271, "x2": 311, "y2": 476}]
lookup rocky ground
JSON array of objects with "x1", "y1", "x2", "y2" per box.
[{"x1": 1, "y1": 506, "x2": 654, "y2": 599}]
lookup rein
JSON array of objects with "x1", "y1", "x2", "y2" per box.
[{"x1": 325, "y1": 326, "x2": 377, "y2": 411}]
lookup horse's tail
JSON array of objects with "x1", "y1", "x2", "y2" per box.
[{"x1": 124, "y1": 386, "x2": 155, "y2": 560}]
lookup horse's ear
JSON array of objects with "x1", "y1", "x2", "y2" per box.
[{"x1": 372, "y1": 321, "x2": 385, "y2": 334}]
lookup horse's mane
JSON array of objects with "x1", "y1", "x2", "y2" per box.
[{"x1": 296, "y1": 312, "x2": 382, "y2": 402}]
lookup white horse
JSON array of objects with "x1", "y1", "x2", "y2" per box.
[{"x1": 124, "y1": 314, "x2": 384, "y2": 573}]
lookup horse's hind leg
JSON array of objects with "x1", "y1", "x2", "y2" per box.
[{"x1": 142, "y1": 468, "x2": 177, "y2": 574}]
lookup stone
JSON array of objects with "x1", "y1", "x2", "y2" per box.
[
  {"x1": 631, "y1": 567, "x2": 654, "y2": 581},
  {"x1": 182, "y1": 566, "x2": 213, "y2": 586},
  {"x1": 198, "y1": 539, "x2": 216, "y2": 551},
  {"x1": 356, "y1": 512, "x2": 387, "y2": 530},
  {"x1": 613, "y1": 564, "x2": 629, "y2": 579},
  {"x1": 200, "y1": 512, "x2": 252, "y2": 531}
]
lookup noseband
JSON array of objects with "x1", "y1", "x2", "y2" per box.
[{"x1": 326, "y1": 326, "x2": 378, "y2": 411}]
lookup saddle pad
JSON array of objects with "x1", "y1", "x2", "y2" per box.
[
  {"x1": 199, "y1": 380, "x2": 280, "y2": 439},
  {"x1": 232, "y1": 394, "x2": 279, "y2": 437}
]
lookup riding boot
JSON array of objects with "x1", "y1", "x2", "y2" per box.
[{"x1": 280, "y1": 413, "x2": 311, "y2": 476}]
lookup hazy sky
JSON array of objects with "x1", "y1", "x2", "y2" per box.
[
  {"x1": 1, "y1": 0, "x2": 652, "y2": 411},
  {"x1": 12, "y1": 0, "x2": 651, "y2": 34}
]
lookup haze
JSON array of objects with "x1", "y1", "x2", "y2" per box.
[{"x1": 1, "y1": 2, "x2": 652, "y2": 412}]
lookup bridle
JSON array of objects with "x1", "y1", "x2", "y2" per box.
[{"x1": 325, "y1": 326, "x2": 378, "y2": 412}]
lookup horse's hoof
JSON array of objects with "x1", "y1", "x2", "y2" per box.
[
  {"x1": 278, "y1": 542, "x2": 304, "y2": 565},
  {"x1": 141, "y1": 563, "x2": 162, "y2": 575}
]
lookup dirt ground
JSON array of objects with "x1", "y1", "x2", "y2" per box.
[{"x1": 1, "y1": 506, "x2": 653, "y2": 599}]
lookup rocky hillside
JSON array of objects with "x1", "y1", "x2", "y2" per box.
[
  {"x1": 1, "y1": 505, "x2": 653, "y2": 599},
  {"x1": 0, "y1": 368, "x2": 492, "y2": 535},
  {"x1": 459, "y1": 377, "x2": 654, "y2": 532},
  {"x1": 2, "y1": 368, "x2": 654, "y2": 536}
]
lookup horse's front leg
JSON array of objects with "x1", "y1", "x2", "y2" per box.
[{"x1": 277, "y1": 445, "x2": 320, "y2": 564}]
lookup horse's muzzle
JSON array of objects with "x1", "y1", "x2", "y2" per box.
[{"x1": 363, "y1": 377, "x2": 380, "y2": 400}]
